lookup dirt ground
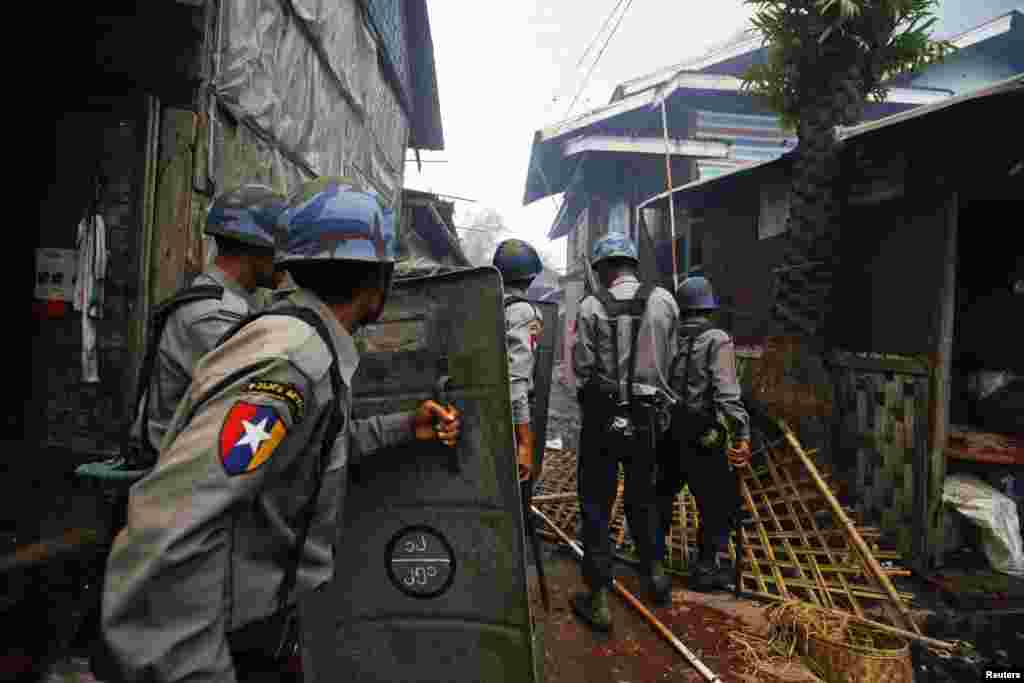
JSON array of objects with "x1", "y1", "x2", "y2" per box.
[
  {"x1": 533, "y1": 368, "x2": 770, "y2": 682},
  {"x1": 527, "y1": 544, "x2": 770, "y2": 683}
]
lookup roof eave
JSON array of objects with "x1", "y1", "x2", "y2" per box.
[
  {"x1": 836, "y1": 73, "x2": 1024, "y2": 142},
  {"x1": 948, "y1": 10, "x2": 1018, "y2": 49},
  {"x1": 612, "y1": 31, "x2": 763, "y2": 101}
]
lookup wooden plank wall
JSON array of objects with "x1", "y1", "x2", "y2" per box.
[{"x1": 150, "y1": 109, "x2": 202, "y2": 304}]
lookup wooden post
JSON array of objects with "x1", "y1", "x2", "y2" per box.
[
  {"x1": 912, "y1": 374, "x2": 931, "y2": 572},
  {"x1": 152, "y1": 109, "x2": 200, "y2": 302},
  {"x1": 925, "y1": 190, "x2": 958, "y2": 571}
]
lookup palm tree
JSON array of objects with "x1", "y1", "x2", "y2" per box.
[{"x1": 741, "y1": 0, "x2": 954, "y2": 336}]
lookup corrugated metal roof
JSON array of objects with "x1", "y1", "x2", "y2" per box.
[
  {"x1": 524, "y1": 78, "x2": 938, "y2": 205},
  {"x1": 836, "y1": 73, "x2": 1023, "y2": 141},
  {"x1": 612, "y1": 30, "x2": 763, "y2": 100},
  {"x1": 637, "y1": 72, "x2": 1023, "y2": 211}
]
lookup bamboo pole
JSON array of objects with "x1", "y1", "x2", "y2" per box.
[
  {"x1": 532, "y1": 505, "x2": 723, "y2": 683},
  {"x1": 661, "y1": 99, "x2": 679, "y2": 292},
  {"x1": 0, "y1": 528, "x2": 100, "y2": 573},
  {"x1": 533, "y1": 492, "x2": 578, "y2": 503},
  {"x1": 824, "y1": 609, "x2": 954, "y2": 651},
  {"x1": 776, "y1": 419, "x2": 923, "y2": 635}
]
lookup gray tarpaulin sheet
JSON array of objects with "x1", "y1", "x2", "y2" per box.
[{"x1": 214, "y1": 0, "x2": 408, "y2": 208}]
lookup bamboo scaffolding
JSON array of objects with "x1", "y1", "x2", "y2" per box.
[
  {"x1": 774, "y1": 419, "x2": 922, "y2": 635},
  {"x1": 533, "y1": 433, "x2": 922, "y2": 635}
]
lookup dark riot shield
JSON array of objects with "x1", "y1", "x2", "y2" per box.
[
  {"x1": 301, "y1": 267, "x2": 537, "y2": 683},
  {"x1": 529, "y1": 300, "x2": 558, "y2": 478}
]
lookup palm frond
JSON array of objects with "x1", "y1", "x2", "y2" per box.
[
  {"x1": 742, "y1": 0, "x2": 948, "y2": 130},
  {"x1": 817, "y1": 0, "x2": 862, "y2": 20}
]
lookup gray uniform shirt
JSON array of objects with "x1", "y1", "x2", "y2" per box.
[
  {"x1": 103, "y1": 287, "x2": 416, "y2": 683},
  {"x1": 131, "y1": 266, "x2": 258, "y2": 453},
  {"x1": 670, "y1": 316, "x2": 751, "y2": 441},
  {"x1": 504, "y1": 286, "x2": 543, "y2": 425},
  {"x1": 573, "y1": 274, "x2": 679, "y2": 404}
]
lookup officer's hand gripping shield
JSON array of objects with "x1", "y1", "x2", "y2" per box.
[{"x1": 300, "y1": 267, "x2": 539, "y2": 683}]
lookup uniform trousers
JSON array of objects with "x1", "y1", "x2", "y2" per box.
[
  {"x1": 577, "y1": 389, "x2": 661, "y2": 591},
  {"x1": 654, "y1": 434, "x2": 741, "y2": 565}
]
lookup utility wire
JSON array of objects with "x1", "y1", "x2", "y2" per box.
[
  {"x1": 575, "y1": 0, "x2": 628, "y2": 69},
  {"x1": 553, "y1": 0, "x2": 636, "y2": 221},
  {"x1": 565, "y1": 0, "x2": 635, "y2": 118},
  {"x1": 454, "y1": 225, "x2": 505, "y2": 233}
]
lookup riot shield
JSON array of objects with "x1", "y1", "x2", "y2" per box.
[
  {"x1": 301, "y1": 267, "x2": 537, "y2": 683},
  {"x1": 529, "y1": 300, "x2": 558, "y2": 478}
]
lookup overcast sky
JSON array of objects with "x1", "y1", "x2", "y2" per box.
[{"x1": 404, "y1": 1, "x2": 1022, "y2": 272}]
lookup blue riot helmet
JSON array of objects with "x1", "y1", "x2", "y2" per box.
[
  {"x1": 205, "y1": 184, "x2": 288, "y2": 250},
  {"x1": 277, "y1": 176, "x2": 398, "y2": 324},
  {"x1": 590, "y1": 233, "x2": 639, "y2": 268},
  {"x1": 493, "y1": 239, "x2": 543, "y2": 286},
  {"x1": 676, "y1": 276, "x2": 719, "y2": 311}
]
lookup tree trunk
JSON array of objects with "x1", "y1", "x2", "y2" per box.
[{"x1": 774, "y1": 60, "x2": 866, "y2": 337}]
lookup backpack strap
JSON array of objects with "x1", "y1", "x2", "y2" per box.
[
  {"x1": 214, "y1": 306, "x2": 345, "y2": 615},
  {"x1": 624, "y1": 284, "x2": 655, "y2": 406},
  {"x1": 701, "y1": 333, "x2": 719, "y2": 409},
  {"x1": 133, "y1": 284, "x2": 225, "y2": 458},
  {"x1": 591, "y1": 288, "x2": 621, "y2": 401},
  {"x1": 668, "y1": 322, "x2": 715, "y2": 410},
  {"x1": 592, "y1": 283, "x2": 654, "y2": 405}
]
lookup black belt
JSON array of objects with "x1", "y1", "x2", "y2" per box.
[
  {"x1": 585, "y1": 383, "x2": 660, "y2": 407},
  {"x1": 227, "y1": 611, "x2": 289, "y2": 655}
]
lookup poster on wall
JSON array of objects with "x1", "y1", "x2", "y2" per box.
[{"x1": 35, "y1": 248, "x2": 77, "y2": 301}]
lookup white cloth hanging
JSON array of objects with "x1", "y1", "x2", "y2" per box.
[{"x1": 73, "y1": 213, "x2": 108, "y2": 383}]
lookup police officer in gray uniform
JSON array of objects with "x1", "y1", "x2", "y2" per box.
[
  {"x1": 492, "y1": 238, "x2": 546, "y2": 481},
  {"x1": 101, "y1": 176, "x2": 462, "y2": 682},
  {"x1": 127, "y1": 185, "x2": 288, "y2": 470},
  {"x1": 656, "y1": 275, "x2": 751, "y2": 592},
  {"x1": 571, "y1": 234, "x2": 679, "y2": 631}
]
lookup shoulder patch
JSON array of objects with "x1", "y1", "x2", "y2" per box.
[
  {"x1": 242, "y1": 381, "x2": 306, "y2": 423},
  {"x1": 219, "y1": 402, "x2": 289, "y2": 476}
]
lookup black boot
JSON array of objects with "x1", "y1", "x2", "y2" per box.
[
  {"x1": 689, "y1": 561, "x2": 733, "y2": 592},
  {"x1": 688, "y1": 540, "x2": 734, "y2": 593},
  {"x1": 648, "y1": 560, "x2": 672, "y2": 607},
  {"x1": 570, "y1": 588, "x2": 612, "y2": 632}
]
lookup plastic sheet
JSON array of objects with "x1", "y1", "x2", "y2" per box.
[
  {"x1": 215, "y1": 0, "x2": 407, "y2": 207},
  {"x1": 943, "y1": 473, "x2": 1024, "y2": 577}
]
